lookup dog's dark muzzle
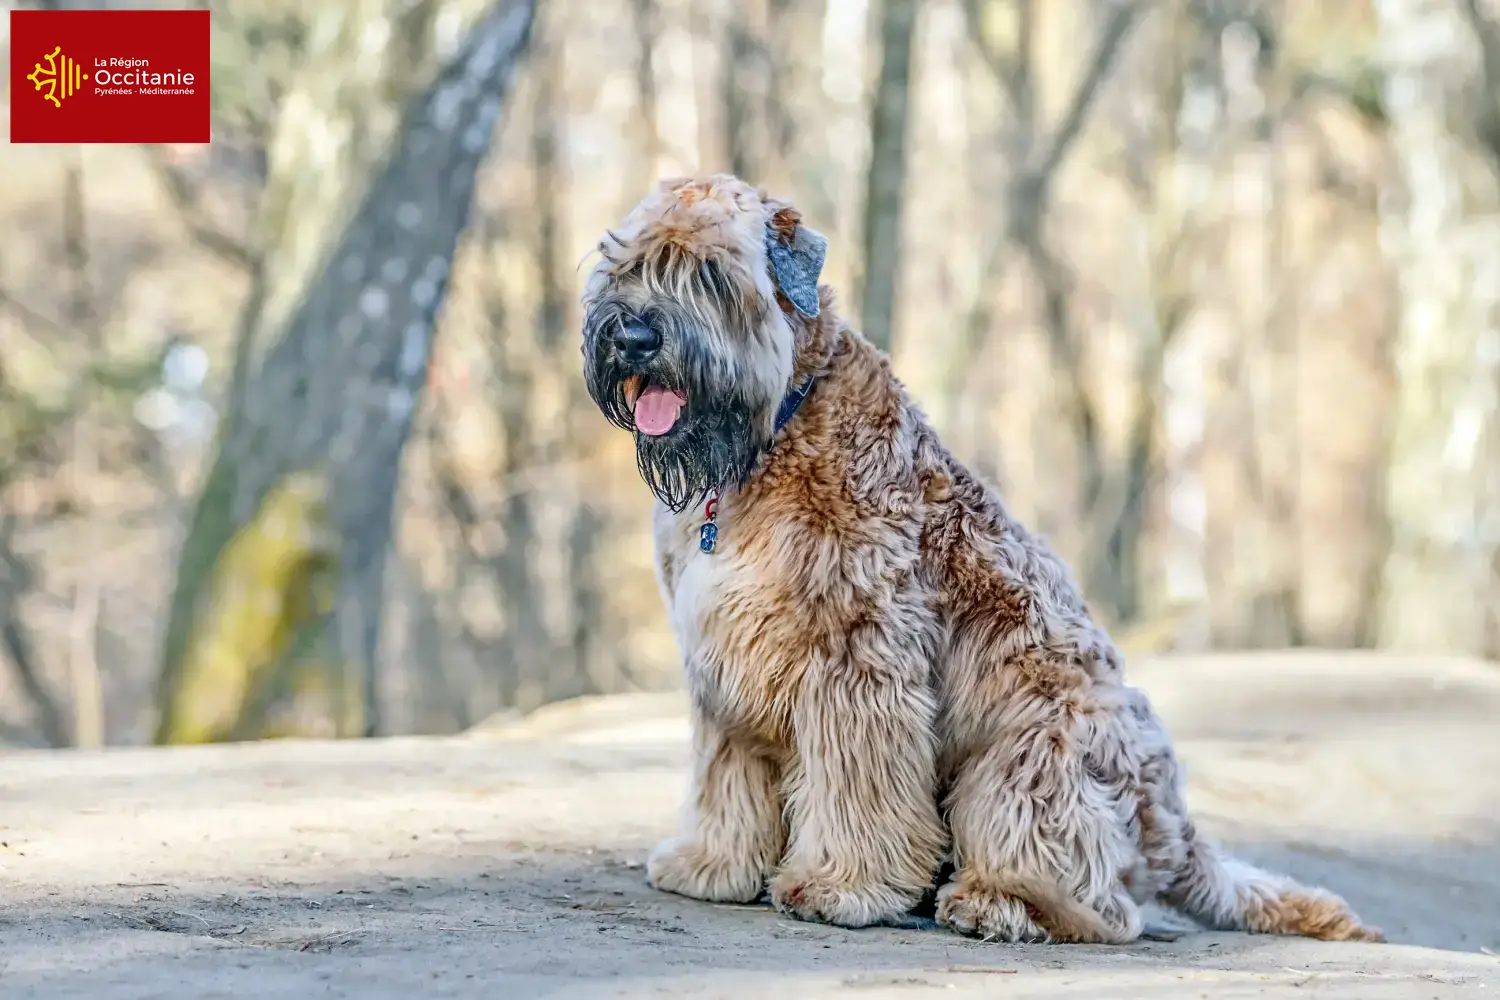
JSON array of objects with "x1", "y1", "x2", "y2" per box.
[{"x1": 613, "y1": 320, "x2": 662, "y2": 367}]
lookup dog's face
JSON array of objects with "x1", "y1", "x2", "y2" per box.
[{"x1": 581, "y1": 175, "x2": 827, "y2": 512}]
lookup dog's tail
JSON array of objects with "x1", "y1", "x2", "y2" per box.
[{"x1": 1162, "y1": 833, "x2": 1384, "y2": 942}]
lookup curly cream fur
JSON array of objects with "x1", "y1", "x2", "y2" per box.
[{"x1": 584, "y1": 174, "x2": 1383, "y2": 945}]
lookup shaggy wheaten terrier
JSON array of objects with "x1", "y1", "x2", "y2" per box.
[{"x1": 579, "y1": 174, "x2": 1382, "y2": 944}]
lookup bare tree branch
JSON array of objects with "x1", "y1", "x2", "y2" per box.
[
  {"x1": 1006, "y1": 2, "x2": 1150, "y2": 503},
  {"x1": 1459, "y1": 0, "x2": 1500, "y2": 78},
  {"x1": 963, "y1": 0, "x2": 1037, "y2": 126},
  {"x1": 1459, "y1": 0, "x2": 1500, "y2": 166},
  {"x1": 1029, "y1": 0, "x2": 1149, "y2": 202},
  {"x1": 0, "y1": 288, "x2": 68, "y2": 337},
  {"x1": 0, "y1": 516, "x2": 68, "y2": 747},
  {"x1": 961, "y1": 0, "x2": 1018, "y2": 99},
  {"x1": 141, "y1": 145, "x2": 256, "y2": 270},
  {"x1": 954, "y1": 0, "x2": 1153, "y2": 620}
]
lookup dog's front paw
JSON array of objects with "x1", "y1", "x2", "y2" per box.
[
  {"x1": 769, "y1": 866, "x2": 918, "y2": 928},
  {"x1": 936, "y1": 879, "x2": 1049, "y2": 943},
  {"x1": 645, "y1": 836, "x2": 764, "y2": 904}
]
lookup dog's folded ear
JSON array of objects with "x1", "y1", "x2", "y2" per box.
[{"x1": 765, "y1": 206, "x2": 827, "y2": 319}]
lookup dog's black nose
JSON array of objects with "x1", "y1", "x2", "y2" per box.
[{"x1": 614, "y1": 320, "x2": 662, "y2": 365}]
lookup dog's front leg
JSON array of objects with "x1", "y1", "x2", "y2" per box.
[
  {"x1": 770, "y1": 662, "x2": 946, "y2": 928},
  {"x1": 647, "y1": 706, "x2": 785, "y2": 904}
]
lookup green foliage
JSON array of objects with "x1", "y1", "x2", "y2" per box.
[
  {"x1": 155, "y1": 470, "x2": 338, "y2": 744},
  {"x1": 210, "y1": 1, "x2": 312, "y2": 138},
  {"x1": 1344, "y1": 61, "x2": 1388, "y2": 127}
]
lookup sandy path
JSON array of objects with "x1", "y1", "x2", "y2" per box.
[{"x1": 2, "y1": 651, "x2": 1498, "y2": 998}]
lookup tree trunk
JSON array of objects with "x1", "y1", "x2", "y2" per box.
[
  {"x1": 62, "y1": 156, "x2": 106, "y2": 748},
  {"x1": 630, "y1": 0, "x2": 664, "y2": 195},
  {"x1": 722, "y1": 0, "x2": 770, "y2": 184},
  {"x1": 153, "y1": 0, "x2": 535, "y2": 744},
  {"x1": 1374, "y1": 0, "x2": 1500, "y2": 656},
  {"x1": 858, "y1": 0, "x2": 919, "y2": 352}
]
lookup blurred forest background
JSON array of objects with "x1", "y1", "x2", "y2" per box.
[{"x1": 0, "y1": 0, "x2": 1496, "y2": 748}]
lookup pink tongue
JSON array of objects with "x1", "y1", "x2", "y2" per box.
[{"x1": 633, "y1": 386, "x2": 685, "y2": 436}]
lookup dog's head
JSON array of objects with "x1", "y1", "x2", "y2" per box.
[{"x1": 580, "y1": 174, "x2": 827, "y2": 512}]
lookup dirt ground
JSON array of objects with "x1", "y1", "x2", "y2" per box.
[{"x1": 3, "y1": 651, "x2": 1499, "y2": 999}]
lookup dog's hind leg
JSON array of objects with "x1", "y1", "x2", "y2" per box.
[
  {"x1": 769, "y1": 660, "x2": 947, "y2": 928},
  {"x1": 647, "y1": 707, "x2": 785, "y2": 904},
  {"x1": 936, "y1": 735, "x2": 1145, "y2": 945}
]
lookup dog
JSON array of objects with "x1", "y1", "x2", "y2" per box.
[{"x1": 578, "y1": 174, "x2": 1383, "y2": 944}]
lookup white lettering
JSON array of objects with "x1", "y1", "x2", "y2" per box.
[{"x1": 93, "y1": 69, "x2": 196, "y2": 87}]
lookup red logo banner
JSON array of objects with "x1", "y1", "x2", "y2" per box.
[{"x1": 9, "y1": 9, "x2": 210, "y2": 143}]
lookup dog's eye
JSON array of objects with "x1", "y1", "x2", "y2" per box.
[{"x1": 700, "y1": 259, "x2": 731, "y2": 297}]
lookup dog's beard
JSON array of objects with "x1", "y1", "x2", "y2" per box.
[
  {"x1": 583, "y1": 303, "x2": 771, "y2": 513},
  {"x1": 632, "y1": 399, "x2": 762, "y2": 513},
  {"x1": 588, "y1": 355, "x2": 765, "y2": 514}
]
